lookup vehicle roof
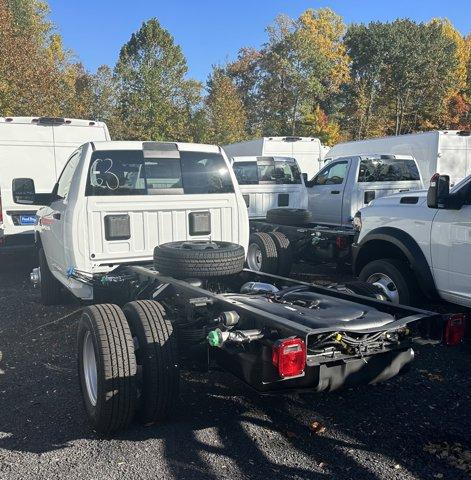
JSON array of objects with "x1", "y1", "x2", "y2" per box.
[
  {"x1": 0, "y1": 117, "x2": 107, "y2": 127},
  {"x1": 92, "y1": 141, "x2": 221, "y2": 153},
  {"x1": 329, "y1": 130, "x2": 470, "y2": 150},
  {"x1": 232, "y1": 155, "x2": 297, "y2": 163},
  {"x1": 332, "y1": 153, "x2": 416, "y2": 161}
]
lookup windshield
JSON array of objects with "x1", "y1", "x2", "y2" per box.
[
  {"x1": 358, "y1": 159, "x2": 420, "y2": 182},
  {"x1": 86, "y1": 150, "x2": 234, "y2": 196},
  {"x1": 233, "y1": 158, "x2": 301, "y2": 185}
]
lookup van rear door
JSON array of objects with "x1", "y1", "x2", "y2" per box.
[
  {"x1": 84, "y1": 145, "x2": 246, "y2": 268},
  {"x1": 0, "y1": 121, "x2": 55, "y2": 239}
]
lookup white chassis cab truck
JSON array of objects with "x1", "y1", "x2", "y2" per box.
[
  {"x1": 21, "y1": 142, "x2": 461, "y2": 437},
  {"x1": 231, "y1": 156, "x2": 308, "y2": 219},
  {"x1": 26, "y1": 141, "x2": 249, "y2": 303},
  {"x1": 353, "y1": 173, "x2": 471, "y2": 308},
  {"x1": 245, "y1": 154, "x2": 422, "y2": 276},
  {"x1": 21, "y1": 143, "x2": 458, "y2": 437},
  {"x1": 0, "y1": 117, "x2": 110, "y2": 254}
]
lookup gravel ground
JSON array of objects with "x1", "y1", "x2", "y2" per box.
[{"x1": 0, "y1": 257, "x2": 470, "y2": 480}]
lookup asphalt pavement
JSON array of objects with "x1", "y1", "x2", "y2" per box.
[{"x1": 0, "y1": 257, "x2": 470, "y2": 480}]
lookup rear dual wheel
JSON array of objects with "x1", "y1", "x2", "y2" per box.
[
  {"x1": 246, "y1": 231, "x2": 293, "y2": 276},
  {"x1": 77, "y1": 301, "x2": 179, "y2": 436}
]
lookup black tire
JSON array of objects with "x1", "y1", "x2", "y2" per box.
[
  {"x1": 154, "y1": 241, "x2": 245, "y2": 279},
  {"x1": 342, "y1": 281, "x2": 388, "y2": 300},
  {"x1": 266, "y1": 208, "x2": 312, "y2": 226},
  {"x1": 123, "y1": 300, "x2": 179, "y2": 425},
  {"x1": 359, "y1": 259, "x2": 419, "y2": 305},
  {"x1": 247, "y1": 232, "x2": 278, "y2": 274},
  {"x1": 268, "y1": 231, "x2": 293, "y2": 276},
  {"x1": 77, "y1": 304, "x2": 137, "y2": 436},
  {"x1": 39, "y1": 247, "x2": 64, "y2": 306}
]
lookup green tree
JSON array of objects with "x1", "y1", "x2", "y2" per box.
[
  {"x1": 344, "y1": 19, "x2": 458, "y2": 138},
  {"x1": 0, "y1": 0, "x2": 64, "y2": 116},
  {"x1": 228, "y1": 8, "x2": 349, "y2": 137},
  {"x1": 203, "y1": 67, "x2": 247, "y2": 144},
  {"x1": 113, "y1": 18, "x2": 201, "y2": 141}
]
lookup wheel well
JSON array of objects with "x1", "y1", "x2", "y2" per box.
[{"x1": 355, "y1": 240, "x2": 409, "y2": 275}]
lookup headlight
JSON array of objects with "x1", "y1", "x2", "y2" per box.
[{"x1": 353, "y1": 212, "x2": 362, "y2": 232}]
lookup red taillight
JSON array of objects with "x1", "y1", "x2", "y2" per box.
[
  {"x1": 336, "y1": 235, "x2": 348, "y2": 250},
  {"x1": 443, "y1": 313, "x2": 466, "y2": 346},
  {"x1": 272, "y1": 338, "x2": 306, "y2": 378}
]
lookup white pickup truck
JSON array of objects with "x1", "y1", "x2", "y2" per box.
[
  {"x1": 231, "y1": 156, "x2": 308, "y2": 219},
  {"x1": 353, "y1": 173, "x2": 471, "y2": 308},
  {"x1": 305, "y1": 154, "x2": 423, "y2": 227},
  {"x1": 20, "y1": 141, "x2": 249, "y2": 304}
]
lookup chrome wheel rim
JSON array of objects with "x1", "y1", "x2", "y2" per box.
[
  {"x1": 247, "y1": 243, "x2": 262, "y2": 271},
  {"x1": 83, "y1": 330, "x2": 98, "y2": 406},
  {"x1": 366, "y1": 273, "x2": 400, "y2": 304}
]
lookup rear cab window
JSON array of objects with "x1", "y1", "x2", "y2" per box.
[
  {"x1": 358, "y1": 158, "x2": 420, "y2": 182},
  {"x1": 233, "y1": 157, "x2": 301, "y2": 185},
  {"x1": 86, "y1": 150, "x2": 234, "y2": 196}
]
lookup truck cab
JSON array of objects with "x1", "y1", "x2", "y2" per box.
[
  {"x1": 305, "y1": 154, "x2": 423, "y2": 227},
  {"x1": 231, "y1": 156, "x2": 308, "y2": 219},
  {"x1": 26, "y1": 141, "x2": 249, "y2": 301},
  {"x1": 354, "y1": 173, "x2": 471, "y2": 307}
]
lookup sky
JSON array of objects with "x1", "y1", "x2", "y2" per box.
[{"x1": 48, "y1": 0, "x2": 471, "y2": 82}]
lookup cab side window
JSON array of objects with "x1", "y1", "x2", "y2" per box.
[
  {"x1": 313, "y1": 161, "x2": 348, "y2": 186},
  {"x1": 57, "y1": 149, "x2": 82, "y2": 199}
]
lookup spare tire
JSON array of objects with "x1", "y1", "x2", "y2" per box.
[
  {"x1": 154, "y1": 241, "x2": 245, "y2": 278},
  {"x1": 266, "y1": 208, "x2": 312, "y2": 226}
]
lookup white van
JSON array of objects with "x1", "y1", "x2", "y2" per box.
[
  {"x1": 232, "y1": 156, "x2": 308, "y2": 219},
  {"x1": 0, "y1": 117, "x2": 110, "y2": 253},
  {"x1": 325, "y1": 130, "x2": 471, "y2": 186},
  {"x1": 224, "y1": 136, "x2": 325, "y2": 180}
]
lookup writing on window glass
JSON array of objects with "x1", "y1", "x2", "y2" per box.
[{"x1": 90, "y1": 158, "x2": 120, "y2": 190}]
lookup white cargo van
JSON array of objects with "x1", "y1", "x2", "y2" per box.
[
  {"x1": 325, "y1": 130, "x2": 471, "y2": 186},
  {"x1": 232, "y1": 156, "x2": 308, "y2": 219},
  {"x1": 0, "y1": 117, "x2": 110, "y2": 253},
  {"x1": 224, "y1": 137, "x2": 325, "y2": 180}
]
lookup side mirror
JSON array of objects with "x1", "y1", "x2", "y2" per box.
[
  {"x1": 427, "y1": 173, "x2": 450, "y2": 209},
  {"x1": 12, "y1": 178, "x2": 36, "y2": 204},
  {"x1": 303, "y1": 173, "x2": 315, "y2": 187}
]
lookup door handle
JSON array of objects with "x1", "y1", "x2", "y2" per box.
[
  {"x1": 331, "y1": 190, "x2": 340, "y2": 194},
  {"x1": 53, "y1": 212, "x2": 61, "y2": 220}
]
